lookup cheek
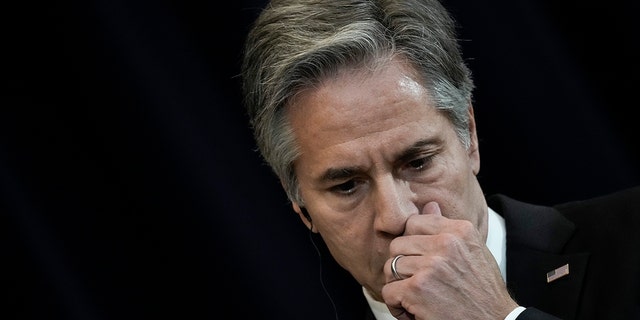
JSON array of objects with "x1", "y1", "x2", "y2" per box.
[
  {"x1": 318, "y1": 203, "x2": 375, "y2": 240},
  {"x1": 407, "y1": 169, "x2": 474, "y2": 219},
  {"x1": 318, "y1": 211, "x2": 368, "y2": 245},
  {"x1": 320, "y1": 221, "x2": 371, "y2": 267}
]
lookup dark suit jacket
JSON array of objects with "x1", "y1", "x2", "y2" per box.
[
  {"x1": 489, "y1": 186, "x2": 640, "y2": 319},
  {"x1": 359, "y1": 186, "x2": 640, "y2": 319}
]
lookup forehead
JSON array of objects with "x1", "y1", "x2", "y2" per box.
[{"x1": 287, "y1": 60, "x2": 445, "y2": 154}]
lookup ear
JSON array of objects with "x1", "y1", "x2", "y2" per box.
[
  {"x1": 467, "y1": 104, "x2": 480, "y2": 176},
  {"x1": 292, "y1": 202, "x2": 316, "y2": 232}
]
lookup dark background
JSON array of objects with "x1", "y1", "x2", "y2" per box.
[{"x1": 4, "y1": 0, "x2": 639, "y2": 319}]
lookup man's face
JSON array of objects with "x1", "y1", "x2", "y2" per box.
[{"x1": 287, "y1": 59, "x2": 487, "y2": 299}]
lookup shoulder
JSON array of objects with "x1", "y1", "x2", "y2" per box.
[
  {"x1": 553, "y1": 185, "x2": 640, "y2": 225},
  {"x1": 488, "y1": 185, "x2": 640, "y2": 225},
  {"x1": 487, "y1": 185, "x2": 640, "y2": 251},
  {"x1": 552, "y1": 186, "x2": 640, "y2": 254}
]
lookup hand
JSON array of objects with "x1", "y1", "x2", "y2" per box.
[{"x1": 381, "y1": 202, "x2": 518, "y2": 320}]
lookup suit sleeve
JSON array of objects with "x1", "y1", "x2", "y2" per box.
[{"x1": 516, "y1": 308, "x2": 563, "y2": 320}]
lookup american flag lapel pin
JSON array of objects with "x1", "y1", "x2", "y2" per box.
[{"x1": 546, "y1": 263, "x2": 570, "y2": 283}]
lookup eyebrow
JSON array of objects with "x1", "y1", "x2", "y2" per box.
[
  {"x1": 317, "y1": 139, "x2": 439, "y2": 183},
  {"x1": 319, "y1": 166, "x2": 361, "y2": 183},
  {"x1": 395, "y1": 139, "x2": 439, "y2": 164}
]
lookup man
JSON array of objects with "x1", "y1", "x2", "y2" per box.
[{"x1": 241, "y1": 0, "x2": 640, "y2": 319}]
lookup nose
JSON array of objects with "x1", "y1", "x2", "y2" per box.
[{"x1": 373, "y1": 175, "x2": 418, "y2": 236}]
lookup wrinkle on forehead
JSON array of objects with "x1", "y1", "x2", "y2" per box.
[{"x1": 287, "y1": 58, "x2": 433, "y2": 152}]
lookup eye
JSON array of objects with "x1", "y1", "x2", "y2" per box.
[
  {"x1": 330, "y1": 180, "x2": 359, "y2": 196},
  {"x1": 406, "y1": 156, "x2": 431, "y2": 171}
]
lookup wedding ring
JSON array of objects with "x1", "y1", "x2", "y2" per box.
[{"x1": 391, "y1": 254, "x2": 405, "y2": 280}]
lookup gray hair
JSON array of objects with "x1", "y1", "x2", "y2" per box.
[{"x1": 241, "y1": 0, "x2": 474, "y2": 205}]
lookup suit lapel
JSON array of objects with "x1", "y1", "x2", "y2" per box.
[
  {"x1": 508, "y1": 249, "x2": 589, "y2": 319},
  {"x1": 487, "y1": 194, "x2": 590, "y2": 320}
]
